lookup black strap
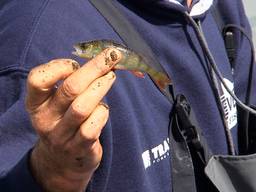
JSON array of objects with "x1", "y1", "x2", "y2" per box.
[
  {"x1": 88, "y1": 1, "x2": 198, "y2": 191},
  {"x1": 169, "y1": 95, "x2": 200, "y2": 192},
  {"x1": 169, "y1": 117, "x2": 197, "y2": 192}
]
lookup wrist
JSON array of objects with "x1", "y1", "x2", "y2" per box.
[{"x1": 30, "y1": 142, "x2": 94, "y2": 192}]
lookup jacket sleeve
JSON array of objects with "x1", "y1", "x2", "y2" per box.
[
  {"x1": 0, "y1": 150, "x2": 42, "y2": 192},
  {"x1": 0, "y1": 1, "x2": 49, "y2": 190},
  {"x1": 0, "y1": 70, "x2": 42, "y2": 190},
  {"x1": 0, "y1": 0, "x2": 96, "y2": 191}
]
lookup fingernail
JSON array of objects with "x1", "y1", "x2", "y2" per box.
[
  {"x1": 105, "y1": 48, "x2": 122, "y2": 68},
  {"x1": 110, "y1": 50, "x2": 119, "y2": 62},
  {"x1": 105, "y1": 71, "x2": 116, "y2": 80},
  {"x1": 71, "y1": 61, "x2": 80, "y2": 71},
  {"x1": 99, "y1": 102, "x2": 109, "y2": 110},
  {"x1": 61, "y1": 59, "x2": 80, "y2": 71}
]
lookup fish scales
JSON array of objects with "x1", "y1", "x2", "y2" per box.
[{"x1": 72, "y1": 39, "x2": 171, "y2": 91}]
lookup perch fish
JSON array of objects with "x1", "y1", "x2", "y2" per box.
[{"x1": 72, "y1": 39, "x2": 171, "y2": 91}]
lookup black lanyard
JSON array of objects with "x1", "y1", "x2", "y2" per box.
[{"x1": 196, "y1": 20, "x2": 236, "y2": 155}]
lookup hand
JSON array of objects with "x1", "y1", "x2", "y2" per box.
[{"x1": 26, "y1": 48, "x2": 122, "y2": 192}]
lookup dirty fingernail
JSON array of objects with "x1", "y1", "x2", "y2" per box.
[
  {"x1": 105, "y1": 48, "x2": 122, "y2": 68},
  {"x1": 71, "y1": 60, "x2": 80, "y2": 71},
  {"x1": 99, "y1": 102, "x2": 109, "y2": 110}
]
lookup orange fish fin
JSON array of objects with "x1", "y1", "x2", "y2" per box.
[
  {"x1": 130, "y1": 71, "x2": 145, "y2": 78},
  {"x1": 152, "y1": 75, "x2": 172, "y2": 91}
]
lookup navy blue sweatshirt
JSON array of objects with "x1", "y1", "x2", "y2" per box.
[{"x1": 0, "y1": 0, "x2": 255, "y2": 191}]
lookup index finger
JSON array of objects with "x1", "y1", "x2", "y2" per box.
[
  {"x1": 59, "y1": 48, "x2": 122, "y2": 99},
  {"x1": 49, "y1": 48, "x2": 122, "y2": 112},
  {"x1": 26, "y1": 59, "x2": 80, "y2": 112}
]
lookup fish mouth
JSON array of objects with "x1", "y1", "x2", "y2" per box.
[{"x1": 72, "y1": 45, "x2": 83, "y2": 56}]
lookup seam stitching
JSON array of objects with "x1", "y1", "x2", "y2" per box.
[{"x1": 19, "y1": 0, "x2": 51, "y2": 67}]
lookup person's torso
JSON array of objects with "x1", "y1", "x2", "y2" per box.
[{"x1": 0, "y1": 0, "x2": 253, "y2": 191}]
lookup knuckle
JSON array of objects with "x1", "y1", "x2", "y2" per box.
[
  {"x1": 34, "y1": 123, "x2": 51, "y2": 137},
  {"x1": 30, "y1": 114, "x2": 55, "y2": 139},
  {"x1": 87, "y1": 142, "x2": 102, "y2": 158},
  {"x1": 61, "y1": 79, "x2": 81, "y2": 99},
  {"x1": 81, "y1": 129, "x2": 98, "y2": 144},
  {"x1": 36, "y1": 127, "x2": 51, "y2": 141},
  {"x1": 40, "y1": 132, "x2": 64, "y2": 150},
  {"x1": 70, "y1": 103, "x2": 90, "y2": 121},
  {"x1": 31, "y1": 115, "x2": 46, "y2": 130}
]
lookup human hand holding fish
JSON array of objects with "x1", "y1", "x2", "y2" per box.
[
  {"x1": 26, "y1": 39, "x2": 170, "y2": 192},
  {"x1": 26, "y1": 48, "x2": 122, "y2": 192}
]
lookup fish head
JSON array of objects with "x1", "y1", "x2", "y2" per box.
[{"x1": 72, "y1": 42, "x2": 102, "y2": 59}]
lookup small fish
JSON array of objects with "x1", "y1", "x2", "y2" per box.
[{"x1": 72, "y1": 39, "x2": 171, "y2": 91}]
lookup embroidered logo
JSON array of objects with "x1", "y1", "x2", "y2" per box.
[
  {"x1": 142, "y1": 138, "x2": 170, "y2": 169},
  {"x1": 220, "y1": 78, "x2": 237, "y2": 129}
]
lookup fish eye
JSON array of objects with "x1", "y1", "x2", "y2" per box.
[{"x1": 80, "y1": 43, "x2": 87, "y2": 50}]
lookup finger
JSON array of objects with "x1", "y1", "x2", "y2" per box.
[
  {"x1": 49, "y1": 48, "x2": 121, "y2": 114},
  {"x1": 26, "y1": 59, "x2": 80, "y2": 112},
  {"x1": 69, "y1": 103, "x2": 109, "y2": 149},
  {"x1": 51, "y1": 71, "x2": 115, "y2": 141}
]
